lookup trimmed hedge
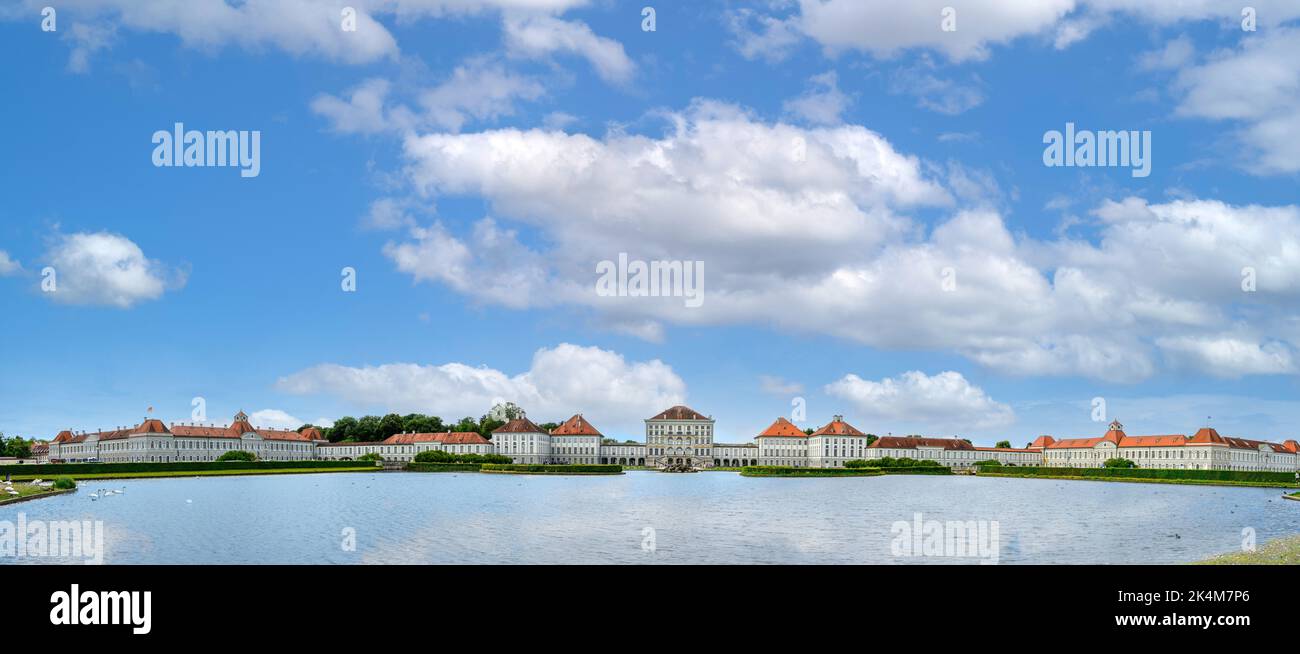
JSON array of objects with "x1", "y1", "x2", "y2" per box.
[
  {"x1": 741, "y1": 466, "x2": 883, "y2": 477},
  {"x1": 481, "y1": 464, "x2": 622, "y2": 474},
  {"x1": 875, "y1": 466, "x2": 952, "y2": 475},
  {"x1": 976, "y1": 465, "x2": 1296, "y2": 484},
  {"x1": 407, "y1": 462, "x2": 482, "y2": 473},
  {"x1": 0, "y1": 460, "x2": 374, "y2": 476}
]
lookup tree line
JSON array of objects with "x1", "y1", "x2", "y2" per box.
[{"x1": 299, "y1": 413, "x2": 561, "y2": 443}]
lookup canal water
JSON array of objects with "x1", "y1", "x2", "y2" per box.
[{"x1": 2, "y1": 471, "x2": 1295, "y2": 564}]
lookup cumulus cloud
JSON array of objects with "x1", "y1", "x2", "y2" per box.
[
  {"x1": 825, "y1": 370, "x2": 1015, "y2": 430},
  {"x1": 312, "y1": 59, "x2": 545, "y2": 134},
  {"x1": 733, "y1": 1, "x2": 1300, "y2": 63},
  {"x1": 42, "y1": 231, "x2": 186, "y2": 308},
  {"x1": 5, "y1": 0, "x2": 399, "y2": 70},
  {"x1": 376, "y1": 98, "x2": 1300, "y2": 381},
  {"x1": 503, "y1": 14, "x2": 634, "y2": 83},
  {"x1": 277, "y1": 343, "x2": 687, "y2": 432},
  {"x1": 0, "y1": 250, "x2": 20, "y2": 276},
  {"x1": 1172, "y1": 27, "x2": 1300, "y2": 174},
  {"x1": 248, "y1": 409, "x2": 306, "y2": 430},
  {"x1": 759, "y1": 375, "x2": 804, "y2": 396},
  {"x1": 783, "y1": 71, "x2": 851, "y2": 125},
  {"x1": 1157, "y1": 336, "x2": 1296, "y2": 378}
]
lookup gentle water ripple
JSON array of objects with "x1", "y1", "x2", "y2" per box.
[{"x1": 2, "y1": 472, "x2": 1295, "y2": 564}]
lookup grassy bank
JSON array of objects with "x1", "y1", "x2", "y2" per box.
[
  {"x1": 7, "y1": 466, "x2": 377, "y2": 481},
  {"x1": 0, "y1": 482, "x2": 76, "y2": 505},
  {"x1": 976, "y1": 465, "x2": 1298, "y2": 489},
  {"x1": 480, "y1": 463, "x2": 622, "y2": 475},
  {"x1": 741, "y1": 466, "x2": 883, "y2": 477},
  {"x1": 1194, "y1": 534, "x2": 1300, "y2": 565}
]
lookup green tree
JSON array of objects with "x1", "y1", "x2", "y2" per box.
[
  {"x1": 478, "y1": 415, "x2": 506, "y2": 438},
  {"x1": 355, "y1": 415, "x2": 382, "y2": 442},
  {"x1": 330, "y1": 416, "x2": 358, "y2": 442},
  {"x1": 536, "y1": 422, "x2": 559, "y2": 433},
  {"x1": 453, "y1": 416, "x2": 478, "y2": 433},
  {"x1": 1104, "y1": 457, "x2": 1136, "y2": 469},
  {"x1": 217, "y1": 450, "x2": 257, "y2": 462},
  {"x1": 865, "y1": 434, "x2": 878, "y2": 446},
  {"x1": 995, "y1": 440, "x2": 1012, "y2": 449},
  {"x1": 378, "y1": 413, "x2": 404, "y2": 439}
]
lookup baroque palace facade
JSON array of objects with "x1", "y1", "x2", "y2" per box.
[{"x1": 47, "y1": 407, "x2": 1299, "y2": 473}]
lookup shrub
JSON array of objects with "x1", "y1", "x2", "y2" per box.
[
  {"x1": 357, "y1": 453, "x2": 383, "y2": 462},
  {"x1": 852, "y1": 457, "x2": 942, "y2": 468},
  {"x1": 1104, "y1": 457, "x2": 1136, "y2": 468},
  {"x1": 976, "y1": 466, "x2": 1295, "y2": 484},
  {"x1": 844, "y1": 459, "x2": 870, "y2": 468},
  {"x1": 741, "y1": 466, "x2": 882, "y2": 477},
  {"x1": 0, "y1": 461, "x2": 370, "y2": 475},
  {"x1": 973, "y1": 459, "x2": 1003, "y2": 467},
  {"x1": 216, "y1": 450, "x2": 257, "y2": 462},
  {"x1": 53, "y1": 476, "x2": 76, "y2": 490},
  {"x1": 407, "y1": 462, "x2": 481, "y2": 472},
  {"x1": 481, "y1": 464, "x2": 621, "y2": 474},
  {"x1": 413, "y1": 450, "x2": 511, "y2": 464}
]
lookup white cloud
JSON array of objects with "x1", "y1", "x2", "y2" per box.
[
  {"x1": 312, "y1": 59, "x2": 545, "y2": 134},
  {"x1": 277, "y1": 343, "x2": 687, "y2": 432},
  {"x1": 890, "y1": 64, "x2": 985, "y2": 115},
  {"x1": 1172, "y1": 27, "x2": 1300, "y2": 174},
  {"x1": 248, "y1": 409, "x2": 305, "y2": 430},
  {"x1": 42, "y1": 231, "x2": 186, "y2": 308},
  {"x1": 381, "y1": 99, "x2": 1300, "y2": 381},
  {"x1": 418, "y1": 58, "x2": 546, "y2": 130},
  {"x1": 0, "y1": 250, "x2": 20, "y2": 276},
  {"x1": 825, "y1": 370, "x2": 1015, "y2": 430},
  {"x1": 725, "y1": 8, "x2": 804, "y2": 63},
  {"x1": 783, "y1": 71, "x2": 851, "y2": 125},
  {"x1": 310, "y1": 79, "x2": 413, "y2": 135},
  {"x1": 759, "y1": 375, "x2": 803, "y2": 395},
  {"x1": 795, "y1": 0, "x2": 1076, "y2": 62},
  {"x1": 737, "y1": 1, "x2": 1300, "y2": 63},
  {"x1": 503, "y1": 14, "x2": 634, "y2": 83},
  {"x1": 1157, "y1": 336, "x2": 1296, "y2": 378},
  {"x1": 7, "y1": 0, "x2": 399, "y2": 70},
  {"x1": 1136, "y1": 34, "x2": 1194, "y2": 71}
]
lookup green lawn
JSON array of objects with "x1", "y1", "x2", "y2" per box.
[
  {"x1": 977, "y1": 471, "x2": 1298, "y2": 489},
  {"x1": 8, "y1": 467, "x2": 377, "y2": 482},
  {"x1": 0, "y1": 481, "x2": 72, "y2": 504},
  {"x1": 1195, "y1": 534, "x2": 1300, "y2": 565}
]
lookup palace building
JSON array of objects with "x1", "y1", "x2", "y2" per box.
[
  {"x1": 48, "y1": 411, "x2": 325, "y2": 463},
  {"x1": 1039, "y1": 421, "x2": 1299, "y2": 472},
  {"x1": 45, "y1": 408, "x2": 1299, "y2": 473}
]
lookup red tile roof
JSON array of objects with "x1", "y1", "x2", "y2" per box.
[
  {"x1": 380, "y1": 431, "x2": 489, "y2": 445},
  {"x1": 1029, "y1": 435, "x2": 1055, "y2": 449},
  {"x1": 649, "y1": 405, "x2": 710, "y2": 421},
  {"x1": 755, "y1": 417, "x2": 808, "y2": 438},
  {"x1": 493, "y1": 417, "x2": 547, "y2": 434},
  {"x1": 552, "y1": 414, "x2": 603, "y2": 436},
  {"x1": 810, "y1": 416, "x2": 867, "y2": 437},
  {"x1": 869, "y1": 436, "x2": 975, "y2": 451},
  {"x1": 132, "y1": 419, "x2": 171, "y2": 435},
  {"x1": 1118, "y1": 435, "x2": 1187, "y2": 447}
]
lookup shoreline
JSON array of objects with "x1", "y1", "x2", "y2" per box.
[
  {"x1": 0, "y1": 487, "x2": 76, "y2": 506},
  {"x1": 977, "y1": 471, "x2": 1298, "y2": 490},
  {"x1": 5, "y1": 467, "x2": 377, "y2": 482},
  {"x1": 1194, "y1": 533, "x2": 1300, "y2": 565}
]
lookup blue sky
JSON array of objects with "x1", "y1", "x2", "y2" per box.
[{"x1": 2, "y1": 1, "x2": 1299, "y2": 445}]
